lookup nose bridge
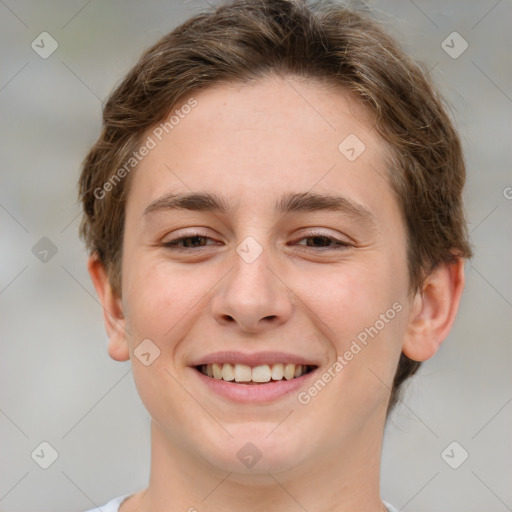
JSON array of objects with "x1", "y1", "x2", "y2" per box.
[
  {"x1": 234, "y1": 235, "x2": 273, "y2": 296},
  {"x1": 212, "y1": 235, "x2": 292, "y2": 331}
]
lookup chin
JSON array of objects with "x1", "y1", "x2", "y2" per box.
[{"x1": 196, "y1": 425, "x2": 309, "y2": 477}]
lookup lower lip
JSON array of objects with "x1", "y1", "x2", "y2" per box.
[{"x1": 191, "y1": 368, "x2": 317, "y2": 403}]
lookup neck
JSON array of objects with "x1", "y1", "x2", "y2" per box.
[{"x1": 130, "y1": 413, "x2": 388, "y2": 512}]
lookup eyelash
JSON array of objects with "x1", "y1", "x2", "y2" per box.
[{"x1": 162, "y1": 232, "x2": 353, "y2": 252}]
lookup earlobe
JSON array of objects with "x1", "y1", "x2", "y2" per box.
[
  {"x1": 87, "y1": 253, "x2": 130, "y2": 362},
  {"x1": 402, "y1": 258, "x2": 465, "y2": 362}
]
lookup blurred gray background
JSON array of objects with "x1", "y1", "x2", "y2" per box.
[{"x1": 1, "y1": 1, "x2": 511, "y2": 511}]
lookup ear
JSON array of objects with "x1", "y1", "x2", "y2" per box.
[
  {"x1": 87, "y1": 253, "x2": 130, "y2": 362},
  {"x1": 402, "y1": 258, "x2": 465, "y2": 361}
]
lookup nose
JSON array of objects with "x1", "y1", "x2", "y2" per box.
[{"x1": 211, "y1": 242, "x2": 293, "y2": 333}]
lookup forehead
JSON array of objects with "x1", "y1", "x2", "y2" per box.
[{"x1": 126, "y1": 76, "x2": 396, "y2": 222}]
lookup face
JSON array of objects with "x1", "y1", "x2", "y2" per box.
[{"x1": 116, "y1": 76, "x2": 412, "y2": 475}]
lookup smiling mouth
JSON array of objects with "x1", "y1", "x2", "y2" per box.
[{"x1": 195, "y1": 363, "x2": 317, "y2": 384}]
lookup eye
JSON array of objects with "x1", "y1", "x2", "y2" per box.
[
  {"x1": 161, "y1": 230, "x2": 353, "y2": 253},
  {"x1": 293, "y1": 232, "x2": 353, "y2": 250},
  {"x1": 162, "y1": 233, "x2": 219, "y2": 252}
]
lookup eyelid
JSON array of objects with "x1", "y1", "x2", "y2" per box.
[
  {"x1": 161, "y1": 228, "x2": 353, "y2": 252},
  {"x1": 295, "y1": 228, "x2": 353, "y2": 244},
  {"x1": 161, "y1": 228, "x2": 211, "y2": 242},
  {"x1": 161, "y1": 229, "x2": 218, "y2": 248},
  {"x1": 285, "y1": 226, "x2": 356, "y2": 252}
]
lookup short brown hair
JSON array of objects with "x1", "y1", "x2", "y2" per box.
[{"x1": 78, "y1": 0, "x2": 472, "y2": 414}]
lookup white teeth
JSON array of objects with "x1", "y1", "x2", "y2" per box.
[
  {"x1": 271, "y1": 363, "x2": 284, "y2": 380},
  {"x1": 284, "y1": 363, "x2": 295, "y2": 380},
  {"x1": 234, "y1": 364, "x2": 252, "y2": 382},
  {"x1": 252, "y1": 365, "x2": 272, "y2": 383},
  {"x1": 212, "y1": 363, "x2": 223, "y2": 379},
  {"x1": 200, "y1": 362, "x2": 312, "y2": 383},
  {"x1": 221, "y1": 363, "x2": 235, "y2": 381}
]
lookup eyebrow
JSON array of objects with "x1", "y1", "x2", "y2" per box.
[{"x1": 143, "y1": 191, "x2": 377, "y2": 227}]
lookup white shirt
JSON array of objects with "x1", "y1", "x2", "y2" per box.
[{"x1": 85, "y1": 494, "x2": 400, "y2": 511}]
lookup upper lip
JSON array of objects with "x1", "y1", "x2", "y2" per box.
[{"x1": 189, "y1": 351, "x2": 320, "y2": 367}]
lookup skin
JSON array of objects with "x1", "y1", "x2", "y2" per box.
[{"x1": 88, "y1": 75, "x2": 465, "y2": 512}]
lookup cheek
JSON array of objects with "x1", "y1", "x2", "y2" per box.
[
  {"x1": 299, "y1": 263, "x2": 406, "y2": 419},
  {"x1": 303, "y1": 258, "x2": 402, "y2": 336},
  {"x1": 125, "y1": 264, "x2": 201, "y2": 340},
  {"x1": 122, "y1": 262, "x2": 204, "y2": 423},
  {"x1": 293, "y1": 251, "x2": 408, "y2": 397}
]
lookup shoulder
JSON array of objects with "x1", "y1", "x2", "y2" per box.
[
  {"x1": 84, "y1": 495, "x2": 130, "y2": 512},
  {"x1": 383, "y1": 501, "x2": 400, "y2": 512}
]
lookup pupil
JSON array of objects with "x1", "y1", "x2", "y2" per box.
[
  {"x1": 185, "y1": 236, "x2": 203, "y2": 247},
  {"x1": 309, "y1": 236, "x2": 327, "y2": 247}
]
